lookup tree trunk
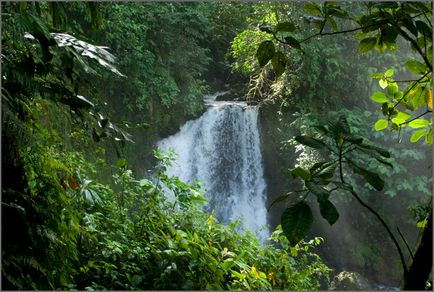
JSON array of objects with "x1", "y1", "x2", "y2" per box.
[{"x1": 402, "y1": 210, "x2": 433, "y2": 290}]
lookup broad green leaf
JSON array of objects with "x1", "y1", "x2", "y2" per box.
[
  {"x1": 381, "y1": 26, "x2": 399, "y2": 45},
  {"x1": 416, "y1": 20, "x2": 432, "y2": 40},
  {"x1": 374, "y1": 119, "x2": 388, "y2": 131},
  {"x1": 318, "y1": 199, "x2": 339, "y2": 225},
  {"x1": 317, "y1": 163, "x2": 337, "y2": 179},
  {"x1": 275, "y1": 21, "x2": 297, "y2": 33},
  {"x1": 387, "y1": 82, "x2": 398, "y2": 96},
  {"x1": 408, "y1": 119, "x2": 430, "y2": 128},
  {"x1": 410, "y1": 129, "x2": 428, "y2": 142},
  {"x1": 291, "y1": 167, "x2": 311, "y2": 181},
  {"x1": 304, "y1": 3, "x2": 322, "y2": 15},
  {"x1": 284, "y1": 36, "x2": 301, "y2": 50},
  {"x1": 426, "y1": 129, "x2": 432, "y2": 144},
  {"x1": 384, "y1": 69, "x2": 394, "y2": 77},
  {"x1": 401, "y1": 18, "x2": 418, "y2": 37},
  {"x1": 306, "y1": 181, "x2": 330, "y2": 201},
  {"x1": 271, "y1": 51, "x2": 287, "y2": 77},
  {"x1": 391, "y1": 111, "x2": 411, "y2": 125},
  {"x1": 256, "y1": 40, "x2": 275, "y2": 67},
  {"x1": 326, "y1": 16, "x2": 337, "y2": 32},
  {"x1": 351, "y1": 165, "x2": 385, "y2": 191},
  {"x1": 412, "y1": 87, "x2": 428, "y2": 109},
  {"x1": 371, "y1": 92, "x2": 388, "y2": 103},
  {"x1": 416, "y1": 218, "x2": 428, "y2": 228},
  {"x1": 356, "y1": 143, "x2": 391, "y2": 158},
  {"x1": 281, "y1": 202, "x2": 313, "y2": 246},
  {"x1": 294, "y1": 135, "x2": 326, "y2": 149},
  {"x1": 379, "y1": 79, "x2": 388, "y2": 89},
  {"x1": 371, "y1": 73, "x2": 384, "y2": 78},
  {"x1": 358, "y1": 37, "x2": 377, "y2": 53},
  {"x1": 372, "y1": 2, "x2": 399, "y2": 9},
  {"x1": 405, "y1": 59, "x2": 428, "y2": 75}
]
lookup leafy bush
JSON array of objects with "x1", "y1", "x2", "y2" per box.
[{"x1": 72, "y1": 150, "x2": 331, "y2": 290}]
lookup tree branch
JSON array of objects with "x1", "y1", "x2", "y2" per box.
[
  {"x1": 398, "y1": 110, "x2": 432, "y2": 127},
  {"x1": 338, "y1": 144, "x2": 408, "y2": 274}
]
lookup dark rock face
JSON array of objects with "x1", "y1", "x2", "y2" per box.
[{"x1": 329, "y1": 271, "x2": 373, "y2": 290}]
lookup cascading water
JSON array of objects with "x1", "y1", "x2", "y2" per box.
[{"x1": 157, "y1": 92, "x2": 269, "y2": 241}]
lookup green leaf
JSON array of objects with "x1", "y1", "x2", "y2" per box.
[
  {"x1": 401, "y1": 18, "x2": 418, "y2": 37},
  {"x1": 416, "y1": 218, "x2": 428, "y2": 228},
  {"x1": 371, "y1": 92, "x2": 388, "y2": 103},
  {"x1": 358, "y1": 37, "x2": 377, "y2": 53},
  {"x1": 281, "y1": 202, "x2": 313, "y2": 246},
  {"x1": 405, "y1": 59, "x2": 428, "y2": 75},
  {"x1": 379, "y1": 79, "x2": 388, "y2": 89},
  {"x1": 294, "y1": 135, "x2": 326, "y2": 149},
  {"x1": 275, "y1": 21, "x2": 297, "y2": 33},
  {"x1": 371, "y1": 73, "x2": 384, "y2": 78},
  {"x1": 318, "y1": 199, "x2": 339, "y2": 225},
  {"x1": 326, "y1": 16, "x2": 337, "y2": 32},
  {"x1": 356, "y1": 143, "x2": 391, "y2": 158},
  {"x1": 291, "y1": 167, "x2": 311, "y2": 181},
  {"x1": 374, "y1": 119, "x2": 388, "y2": 131},
  {"x1": 391, "y1": 111, "x2": 411, "y2": 125},
  {"x1": 316, "y1": 163, "x2": 337, "y2": 179},
  {"x1": 408, "y1": 119, "x2": 430, "y2": 128},
  {"x1": 410, "y1": 129, "x2": 428, "y2": 142},
  {"x1": 426, "y1": 129, "x2": 433, "y2": 144},
  {"x1": 384, "y1": 69, "x2": 394, "y2": 77},
  {"x1": 351, "y1": 165, "x2": 385, "y2": 191},
  {"x1": 304, "y1": 3, "x2": 322, "y2": 15},
  {"x1": 284, "y1": 36, "x2": 301, "y2": 50},
  {"x1": 387, "y1": 82, "x2": 398, "y2": 96},
  {"x1": 381, "y1": 26, "x2": 399, "y2": 45},
  {"x1": 306, "y1": 181, "x2": 330, "y2": 201},
  {"x1": 256, "y1": 40, "x2": 275, "y2": 67},
  {"x1": 412, "y1": 87, "x2": 428, "y2": 109},
  {"x1": 372, "y1": 2, "x2": 399, "y2": 9},
  {"x1": 271, "y1": 51, "x2": 287, "y2": 77}
]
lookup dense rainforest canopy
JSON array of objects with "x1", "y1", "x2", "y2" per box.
[{"x1": 1, "y1": 1, "x2": 432, "y2": 291}]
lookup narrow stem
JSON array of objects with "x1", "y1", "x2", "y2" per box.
[
  {"x1": 398, "y1": 110, "x2": 432, "y2": 127},
  {"x1": 338, "y1": 145, "x2": 408, "y2": 274},
  {"x1": 397, "y1": 227, "x2": 414, "y2": 260}
]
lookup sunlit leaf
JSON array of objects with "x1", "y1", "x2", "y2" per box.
[
  {"x1": 384, "y1": 69, "x2": 394, "y2": 77},
  {"x1": 408, "y1": 119, "x2": 430, "y2": 128},
  {"x1": 426, "y1": 129, "x2": 432, "y2": 144},
  {"x1": 410, "y1": 129, "x2": 428, "y2": 142},
  {"x1": 374, "y1": 119, "x2": 388, "y2": 131},
  {"x1": 371, "y1": 92, "x2": 388, "y2": 103},
  {"x1": 379, "y1": 79, "x2": 388, "y2": 89}
]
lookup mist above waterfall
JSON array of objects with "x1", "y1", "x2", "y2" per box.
[{"x1": 158, "y1": 95, "x2": 269, "y2": 241}]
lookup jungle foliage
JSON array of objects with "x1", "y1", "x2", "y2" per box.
[
  {"x1": 1, "y1": 2, "x2": 332, "y2": 290},
  {"x1": 234, "y1": 1, "x2": 432, "y2": 289}
]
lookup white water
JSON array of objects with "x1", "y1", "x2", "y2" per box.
[{"x1": 157, "y1": 92, "x2": 269, "y2": 240}]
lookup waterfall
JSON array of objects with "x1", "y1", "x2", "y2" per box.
[{"x1": 157, "y1": 93, "x2": 269, "y2": 240}]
